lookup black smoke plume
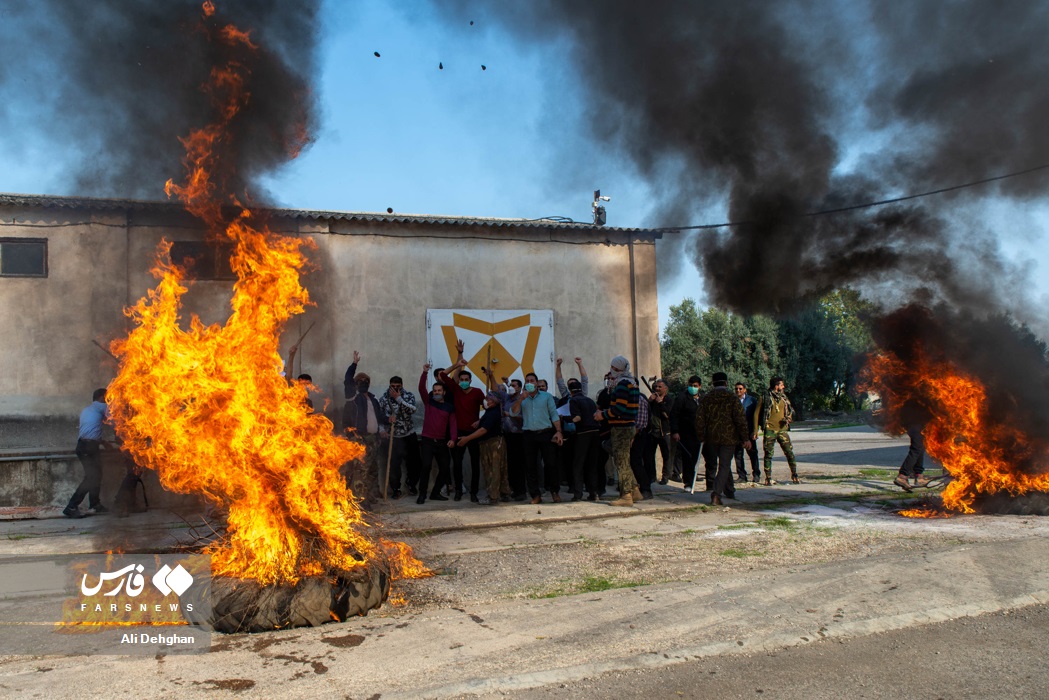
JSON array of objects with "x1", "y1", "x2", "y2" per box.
[
  {"x1": 447, "y1": 0, "x2": 1049, "y2": 319},
  {"x1": 0, "y1": 0, "x2": 319, "y2": 201}
]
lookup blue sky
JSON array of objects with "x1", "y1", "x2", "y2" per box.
[{"x1": 1, "y1": 0, "x2": 1046, "y2": 334}]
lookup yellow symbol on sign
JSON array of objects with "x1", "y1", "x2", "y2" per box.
[{"x1": 441, "y1": 313, "x2": 542, "y2": 381}]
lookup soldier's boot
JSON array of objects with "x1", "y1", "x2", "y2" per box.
[
  {"x1": 609, "y1": 492, "x2": 634, "y2": 507},
  {"x1": 790, "y1": 470, "x2": 801, "y2": 484},
  {"x1": 631, "y1": 487, "x2": 644, "y2": 502}
]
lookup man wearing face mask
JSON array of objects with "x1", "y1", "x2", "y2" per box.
[
  {"x1": 594, "y1": 355, "x2": 642, "y2": 507},
  {"x1": 514, "y1": 371, "x2": 564, "y2": 503},
  {"x1": 342, "y1": 351, "x2": 386, "y2": 507},
  {"x1": 416, "y1": 363, "x2": 457, "y2": 504},
  {"x1": 670, "y1": 375, "x2": 704, "y2": 494},
  {"x1": 438, "y1": 340, "x2": 487, "y2": 502}
]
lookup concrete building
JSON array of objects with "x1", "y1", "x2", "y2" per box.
[{"x1": 0, "y1": 193, "x2": 660, "y2": 504}]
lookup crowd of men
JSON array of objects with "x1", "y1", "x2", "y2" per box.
[
  {"x1": 60, "y1": 343, "x2": 808, "y2": 518},
  {"x1": 339, "y1": 341, "x2": 804, "y2": 511}
]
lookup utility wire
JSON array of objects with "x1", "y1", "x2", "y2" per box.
[{"x1": 653, "y1": 162, "x2": 1049, "y2": 233}]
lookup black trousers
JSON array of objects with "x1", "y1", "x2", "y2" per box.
[
  {"x1": 523, "y1": 429, "x2": 559, "y2": 497},
  {"x1": 702, "y1": 442, "x2": 718, "y2": 491},
  {"x1": 899, "y1": 425, "x2": 926, "y2": 477},
  {"x1": 452, "y1": 439, "x2": 481, "y2": 496},
  {"x1": 69, "y1": 438, "x2": 103, "y2": 509},
  {"x1": 385, "y1": 433, "x2": 419, "y2": 493},
  {"x1": 631, "y1": 430, "x2": 654, "y2": 492},
  {"x1": 735, "y1": 440, "x2": 760, "y2": 479},
  {"x1": 711, "y1": 444, "x2": 737, "y2": 498},
  {"x1": 418, "y1": 437, "x2": 452, "y2": 498},
  {"x1": 571, "y1": 430, "x2": 601, "y2": 497},
  {"x1": 504, "y1": 432, "x2": 527, "y2": 497},
  {"x1": 677, "y1": 435, "x2": 701, "y2": 489}
]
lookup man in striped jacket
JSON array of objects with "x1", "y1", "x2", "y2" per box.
[{"x1": 594, "y1": 355, "x2": 643, "y2": 507}]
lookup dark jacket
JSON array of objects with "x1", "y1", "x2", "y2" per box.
[
  {"x1": 695, "y1": 386, "x2": 750, "y2": 446},
  {"x1": 648, "y1": 393, "x2": 672, "y2": 437},
  {"x1": 670, "y1": 391, "x2": 701, "y2": 441},
  {"x1": 342, "y1": 362, "x2": 383, "y2": 435}
]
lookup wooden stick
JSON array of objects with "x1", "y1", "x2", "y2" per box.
[
  {"x1": 295, "y1": 321, "x2": 316, "y2": 346},
  {"x1": 92, "y1": 339, "x2": 118, "y2": 361}
]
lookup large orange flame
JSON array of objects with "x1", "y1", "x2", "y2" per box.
[
  {"x1": 105, "y1": 3, "x2": 426, "y2": 587},
  {"x1": 865, "y1": 350, "x2": 1049, "y2": 514}
]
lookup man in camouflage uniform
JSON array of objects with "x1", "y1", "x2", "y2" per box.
[
  {"x1": 695, "y1": 372, "x2": 752, "y2": 505},
  {"x1": 752, "y1": 376, "x2": 799, "y2": 485}
]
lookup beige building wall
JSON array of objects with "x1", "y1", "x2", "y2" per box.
[{"x1": 0, "y1": 196, "x2": 660, "y2": 445}]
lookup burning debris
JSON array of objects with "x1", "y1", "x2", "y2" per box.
[
  {"x1": 100, "y1": 2, "x2": 427, "y2": 631},
  {"x1": 865, "y1": 305, "x2": 1049, "y2": 516}
]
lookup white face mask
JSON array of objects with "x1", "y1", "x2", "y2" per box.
[{"x1": 508, "y1": 386, "x2": 517, "y2": 395}]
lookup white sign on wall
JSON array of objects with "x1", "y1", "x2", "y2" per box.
[{"x1": 426, "y1": 309, "x2": 555, "y2": 390}]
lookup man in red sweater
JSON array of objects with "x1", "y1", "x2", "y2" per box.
[
  {"x1": 437, "y1": 339, "x2": 486, "y2": 503},
  {"x1": 416, "y1": 363, "x2": 458, "y2": 504}
]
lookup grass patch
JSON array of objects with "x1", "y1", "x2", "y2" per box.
[
  {"x1": 756, "y1": 516, "x2": 798, "y2": 530},
  {"x1": 529, "y1": 575, "x2": 649, "y2": 599},
  {"x1": 6, "y1": 534, "x2": 34, "y2": 541},
  {"x1": 858, "y1": 468, "x2": 894, "y2": 478},
  {"x1": 717, "y1": 523, "x2": 758, "y2": 531},
  {"x1": 811, "y1": 422, "x2": 865, "y2": 431},
  {"x1": 719, "y1": 547, "x2": 763, "y2": 558}
]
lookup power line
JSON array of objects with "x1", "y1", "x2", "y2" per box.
[{"x1": 653, "y1": 162, "x2": 1049, "y2": 233}]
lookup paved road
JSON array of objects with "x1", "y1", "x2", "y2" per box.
[{"x1": 0, "y1": 426, "x2": 1043, "y2": 699}]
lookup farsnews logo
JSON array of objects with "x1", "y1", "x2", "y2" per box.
[
  {"x1": 152, "y1": 564, "x2": 193, "y2": 596},
  {"x1": 80, "y1": 563, "x2": 194, "y2": 597}
]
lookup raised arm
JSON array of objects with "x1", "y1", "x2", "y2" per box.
[
  {"x1": 343, "y1": 350, "x2": 361, "y2": 398},
  {"x1": 575, "y1": 357, "x2": 589, "y2": 396}
]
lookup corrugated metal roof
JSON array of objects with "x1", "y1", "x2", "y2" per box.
[{"x1": 0, "y1": 192, "x2": 657, "y2": 236}]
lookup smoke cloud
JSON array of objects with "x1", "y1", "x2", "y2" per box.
[
  {"x1": 0, "y1": 0, "x2": 319, "y2": 201},
  {"x1": 448, "y1": 0, "x2": 1049, "y2": 320}
]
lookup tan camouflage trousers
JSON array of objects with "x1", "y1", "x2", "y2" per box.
[
  {"x1": 611, "y1": 426, "x2": 638, "y2": 494},
  {"x1": 762, "y1": 428, "x2": 798, "y2": 479},
  {"x1": 480, "y1": 436, "x2": 510, "y2": 503}
]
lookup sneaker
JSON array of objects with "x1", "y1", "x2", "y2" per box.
[
  {"x1": 63, "y1": 507, "x2": 84, "y2": 519},
  {"x1": 587, "y1": 493, "x2": 598, "y2": 502},
  {"x1": 684, "y1": 486, "x2": 693, "y2": 494},
  {"x1": 658, "y1": 478, "x2": 669, "y2": 486},
  {"x1": 476, "y1": 496, "x2": 493, "y2": 505},
  {"x1": 752, "y1": 475, "x2": 761, "y2": 484},
  {"x1": 736, "y1": 475, "x2": 749, "y2": 483},
  {"x1": 89, "y1": 504, "x2": 109, "y2": 514}
]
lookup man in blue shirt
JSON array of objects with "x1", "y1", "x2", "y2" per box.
[
  {"x1": 64, "y1": 388, "x2": 111, "y2": 518},
  {"x1": 734, "y1": 382, "x2": 760, "y2": 483},
  {"x1": 513, "y1": 372, "x2": 564, "y2": 504}
]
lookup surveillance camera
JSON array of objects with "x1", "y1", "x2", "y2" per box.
[{"x1": 599, "y1": 196, "x2": 611, "y2": 202}]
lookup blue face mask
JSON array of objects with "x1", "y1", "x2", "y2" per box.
[
  {"x1": 687, "y1": 386, "x2": 700, "y2": 396},
  {"x1": 460, "y1": 381, "x2": 472, "y2": 391},
  {"x1": 524, "y1": 382, "x2": 536, "y2": 393}
]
